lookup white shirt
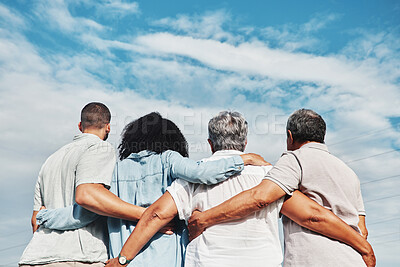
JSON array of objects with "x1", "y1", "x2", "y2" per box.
[{"x1": 167, "y1": 150, "x2": 283, "y2": 267}]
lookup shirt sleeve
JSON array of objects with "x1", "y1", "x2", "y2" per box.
[
  {"x1": 166, "y1": 179, "x2": 194, "y2": 222},
  {"x1": 166, "y1": 151, "x2": 244, "y2": 185},
  {"x1": 36, "y1": 204, "x2": 99, "y2": 230},
  {"x1": 75, "y1": 142, "x2": 116, "y2": 188},
  {"x1": 33, "y1": 175, "x2": 43, "y2": 211},
  {"x1": 264, "y1": 152, "x2": 302, "y2": 196},
  {"x1": 356, "y1": 179, "x2": 366, "y2": 216}
]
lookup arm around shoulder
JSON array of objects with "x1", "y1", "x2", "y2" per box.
[{"x1": 281, "y1": 191, "x2": 375, "y2": 267}]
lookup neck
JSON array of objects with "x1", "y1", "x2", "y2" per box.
[{"x1": 82, "y1": 129, "x2": 104, "y2": 140}]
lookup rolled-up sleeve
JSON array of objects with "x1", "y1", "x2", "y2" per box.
[
  {"x1": 167, "y1": 150, "x2": 244, "y2": 185},
  {"x1": 356, "y1": 180, "x2": 366, "y2": 216},
  {"x1": 167, "y1": 179, "x2": 194, "y2": 222},
  {"x1": 264, "y1": 152, "x2": 302, "y2": 196},
  {"x1": 33, "y1": 175, "x2": 43, "y2": 211},
  {"x1": 75, "y1": 142, "x2": 116, "y2": 188}
]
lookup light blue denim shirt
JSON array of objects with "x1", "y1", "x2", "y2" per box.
[{"x1": 37, "y1": 150, "x2": 244, "y2": 266}]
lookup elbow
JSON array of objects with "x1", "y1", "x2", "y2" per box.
[
  {"x1": 301, "y1": 207, "x2": 326, "y2": 229},
  {"x1": 250, "y1": 188, "x2": 271, "y2": 210},
  {"x1": 75, "y1": 185, "x2": 91, "y2": 207}
]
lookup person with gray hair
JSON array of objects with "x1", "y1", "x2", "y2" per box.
[
  {"x1": 105, "y1": 110, "x2": 375, "y2": 267},
  {"x1": 187, "y1": 108, "x2": 376, "y2": 267}
]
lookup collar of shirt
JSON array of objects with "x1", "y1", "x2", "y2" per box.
[
  {"x1": 73, "y1": 133, "x2": 102, "y2": 141},
  {"x1": 128, "y1": 150, "x2": 157, "y2": 159},
  {"x1": 300, "y1": 142, "x2": 330, "y2": 153},
  {"x1": 210, "y1": 150, "x2": 244, "y2": 159}
]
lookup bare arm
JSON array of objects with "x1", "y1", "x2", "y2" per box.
[
  {"x1": 281, "y1": 191, "x2": 375, "y2": 267},
  {"x1": 358, "y1": 215, "x2": 368, "y2": 239},
  {"x1": 105, "y1": 192, "x2": 178, "y2": 266},
  {"x1": 31, "y1": 211, "x2": 40, "y2": 233},
  {"x1": 75, "y1": 183, "x2": 145, "y2": 221},
  {"x1": 188, "y1": 179, "x2": 286, "y2": 240}
]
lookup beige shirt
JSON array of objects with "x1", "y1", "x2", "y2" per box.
[
  {"x1": 266, "y1": 142, "x2": 365, "y2": 267},
  {"x1": 167, "y1": 150, "x2": 284, "y2": 267},
  {"x1": 19, "y1": 133, "x2": 116, "y2": 265}
]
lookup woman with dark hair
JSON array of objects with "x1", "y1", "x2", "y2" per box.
[
  {"x1": 35, "y1": 112, "x2": 266, "y2": 267},
  {"x1": 108, "y1": 112, "x2": 259, "y2": 267}
]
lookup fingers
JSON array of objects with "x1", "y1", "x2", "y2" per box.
[{"x1": 39, "y1": 206, "x2": 46, "y2": 211}]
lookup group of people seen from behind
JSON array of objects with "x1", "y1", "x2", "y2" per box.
[{"x1": 19, "y1": 102, "x2": 375, "y2": 267}]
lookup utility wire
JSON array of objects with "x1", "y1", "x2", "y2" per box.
[
  {"x1": 373, "y1": 238, "x2": 400, "y2": 246},
  {"x1": 369, "y1": 231, "x2": 400, "y2": 239},
  {"x1": 0, "y1": 229, "x2": 30, "y2": 238},
  {"x1": 0, "y1": 242, "x2": 28, "y2": 252},
  {"x1": 361, "y1": 174, "x2": 400, "y2": 185},
  {"x1": 345, "y1": 148, "x2": 400, "y2": 164},
  {"x1": 0, "y1": 261, "x2": 19, "y2": 267},
  {"x1": 329, "y1": 126, "x2": 395, "y2": 147},
  {"x1": 368, "y1": 217, "x2": 400, "y2": 225},
  {"x1": 364, "y1": 194, "x2": 400, "y2": 203}
]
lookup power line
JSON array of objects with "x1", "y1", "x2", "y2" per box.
[
  {"x1": 369, "y1": 231, "x2": 400, "y2": 239},
  {"x1": 368, "y1": 217, "x2": 400, "y2": 225},
  {"x1": 0, "y1": 243, "x2": 28, "y2": 253},
  {"x1": 329, "y1": 126, "x2": 393, "y2": 147},
  {"x1": 0, "y1": 261, "x2": 19, "y2": 267},
  {"x1": 373, "y1": 238, "x2": 400, "y2": 246},
  {"x1": 364, "y1": 194, "x2": 400, "y2": 203},
  {"x1": 0, "y1": 229, "x2": 30, "y2": 238},
  {"x1": 361, "y1": 174, "x2": 400, "y2": 185},
  {"x1": 345, "y1": 148, "x2": 400, "y2": 164}
]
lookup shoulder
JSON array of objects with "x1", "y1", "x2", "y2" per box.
[
  {"x1": 242, "y1": 165, "x2": 272, "y2": 175},
  {"x1": 161, "y1": 150, "x2": 184, "y2": 163}
]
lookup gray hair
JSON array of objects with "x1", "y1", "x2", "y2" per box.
[
  {"x1": 208, "y1": 111, "x2": 248, "y2": 152},
  {"x1": 286, "y1": 109, "x2": 326, "y2": 143}
]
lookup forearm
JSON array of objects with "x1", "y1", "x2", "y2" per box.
[
  {"x1": 358, "y1": 215, "x2": 368, "y2": 239},
  {"x1": 37, "y1": 204, "x2": 99, "y2": 230},
  {"x1": 192, "y1": 180, "x2": 285, "y2": 229},
  {"x1": 120, "y1": 192, "x2": 178, "y2": 260},
  {"x1": 76, "y1": 184, "x2": 145, "y2": 221},
  {"x1": 171, "y1": 153, "x2": 244, "y2": 185},
  {"x1": 31, "y1": 211, "x2": 39, "y2": 233},
  {"x1": 282, "y1": 191, "x2": 373, "y2": 256}
]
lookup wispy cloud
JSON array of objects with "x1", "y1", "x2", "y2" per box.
[
  {"x1": 152, "y1": 10, "x2": 240, "y2": 43},
  {"x1": 1, "y1": 3, "x2": 400, "y2": 265},
  {"x1": 34, "y1": 0, "x2": 105, "y2": 33},
  {"x1": 0, "y1": 3, "x2": 26, "y2": 28}
]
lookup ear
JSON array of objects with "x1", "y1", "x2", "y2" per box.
[
  {"x1": 105, "y1": 123, "x2": 111, "y2": 134},
  {"x1": 207, "y1": 139, "x2": 215, "y2": 153},
  {"x1": 287, "y1": 130, "x2": 294, "y2": 144},
  {"x1": 78, "y1": 122, "x2": 83, "y2": 133}
]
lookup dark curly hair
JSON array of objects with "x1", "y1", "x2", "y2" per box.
[{"x1": 118, "y1": 112, "x2": 189, "y2": 160}]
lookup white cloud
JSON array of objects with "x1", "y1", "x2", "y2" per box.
[
  {"x1": 261, "y1": 14, "x2": 339, "y2": 52},
  {"x1": 35, "y1": 0, "x2": 105, "y2": 33},
  {"x1": 0, "y1": 4, "x2": 26, "y2": 28},
  {"x1": 153, "y1": 10, "x2": 239, "y2": 43},
  {"x1": 1, "y1": 5, "x2": 400, "y2": 264},
  {"x1": 100, "y1": 0, "x2": 140, "y2": 16}
]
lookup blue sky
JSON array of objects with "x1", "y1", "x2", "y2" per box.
[{"x1": 0, "y1": 0, "x2": 399, "y2": 266}]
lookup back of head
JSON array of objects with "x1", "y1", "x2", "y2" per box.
[
  {"x1": 81, "y1": 102, "x2": 111, "y2": 130},
  {"x1": 286, "y1": 109, "x2": 326, "y2": 143},
  {"x1": 208, "y1": 111, "x2": 248, "y2": 152},
  {"x1": 118, "y1": 112, "x2": 189, "y2": 160}
]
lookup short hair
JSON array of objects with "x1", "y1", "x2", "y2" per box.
[
  {"x1": 81, "y1": 102, "x2": 111, "y2": 130},
  {"x1": 118, "y1": 112, "x2": 189, "y2": 160},
  {"x1": 286, "y1": 109, "x2": 326, "y2": 143},
  {"x1": 208, "y1": 111, "x2": 248, "y2": 152}
]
